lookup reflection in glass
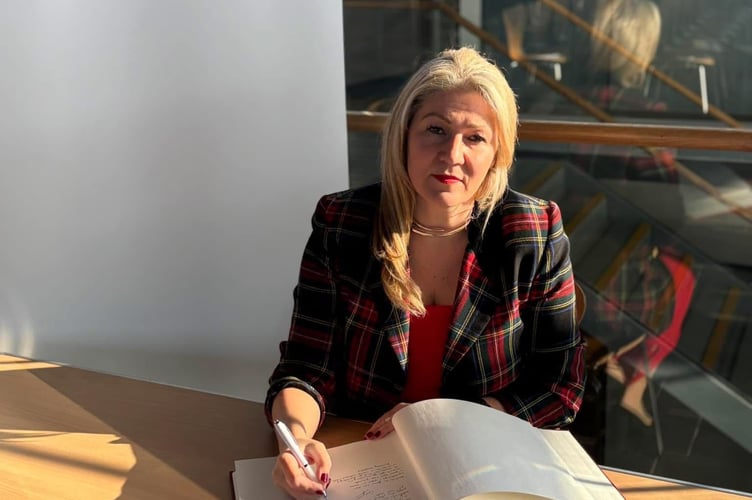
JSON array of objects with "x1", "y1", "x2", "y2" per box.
[{"x1": 343, "y1": 1, "x2": 752, "y2": 492}]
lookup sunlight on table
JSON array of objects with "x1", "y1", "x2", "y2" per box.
[
  {"x1": 0, "y1": 358, "x2": 59, "y2": 372},
  {"x1": 0, "y1": 430, "x2": 135, "y2": 499}
]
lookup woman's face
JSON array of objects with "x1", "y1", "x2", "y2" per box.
[{"x1": 406, "y1": 89, "x2": 497, "y2": 215}]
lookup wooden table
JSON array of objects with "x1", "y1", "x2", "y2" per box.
[{"x1": 0, "y1": 354, "x2": 749, "y2": 499}]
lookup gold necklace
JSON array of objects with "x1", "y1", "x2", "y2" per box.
[{"x1": 411, "y1": 219, "x2": 470, "y2": 237}]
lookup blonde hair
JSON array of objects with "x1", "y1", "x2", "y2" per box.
[
  {"x1": 374, "y1": 47, "x2": 519, "y2": 315},
  {"x1": 591, "y1": 0, "x2": 662, "y2": 89}
]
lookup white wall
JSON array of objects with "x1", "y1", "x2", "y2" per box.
[{"x1": 0, "y1": 1, "x2": 348, "y2": 402}]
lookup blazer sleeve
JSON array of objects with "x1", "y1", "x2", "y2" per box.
[
  {"x1": 490, "y1": 200, "x2": 586, "y2": 429},
  {"x1": 264, "y1": 195, "x2": 340, "y2": 426}
]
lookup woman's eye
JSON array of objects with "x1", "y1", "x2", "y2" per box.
[
  {"x1": 468, "y1": 134, "x2": 486, "y2": 143},
  {"x1": 427, "y1": 125, "x2": 444, "y2": 135}
]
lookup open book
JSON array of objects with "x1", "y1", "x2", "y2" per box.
[{"x1": 232, "y1": 398, "x2": 622, "y2": 499}]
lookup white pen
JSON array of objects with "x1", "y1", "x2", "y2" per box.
[{"x1": 273, "y1": 419, "x2": 328, "y2": 498}]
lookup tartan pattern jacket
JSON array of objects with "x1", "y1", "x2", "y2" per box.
[{"x1": 266, "y1": 183, "x2": 585, "y2": 429}]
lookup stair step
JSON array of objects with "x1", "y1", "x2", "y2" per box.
[
  {"x1": 679, "y1": 272, "x2": 742, "y2": 363},
  {"x1": 702, "y1": 287, "x2": 742, "y2": 371},
  {"x1": 598, "y1": 223, "x2": 652, "y2": 292},
  {"x1": 564, "y1": 193, "x2": 608, "y2": 267},
  {"x1": 573, "y1": 219, "x2": 652, "y2": 290},
  {"x1": 510, "y1": 160, "x2": 566, "y2": 202},
  {"x1": 708, "y1": 288, "x2": 752, "y2": 387},
  {"x1": 729, "y1": 311, "x2": 752, "y2": 395},
  {"x1": 527, "y1": 165, "x2": 566, "y2": 202},
  {"x1": 509, "y1": 157, "x2": 557, "y2": 189}
]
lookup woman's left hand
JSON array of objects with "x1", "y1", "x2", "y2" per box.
[{"x1": 364, "y1": 403, "x2": 410, "y2": 440}]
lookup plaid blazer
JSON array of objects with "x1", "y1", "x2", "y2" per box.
[{"x1": 266, "y1": 183, "x2": 585, "y2": 429}]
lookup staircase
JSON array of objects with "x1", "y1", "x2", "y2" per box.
[{"x1": 510, "y1": 156, "x2": 752, "y2": 489}]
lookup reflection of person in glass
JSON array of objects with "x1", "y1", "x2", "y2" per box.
[
  {"x1": 582, "y1": 1, "x2": 694, "y2": 428},
  {"x1": 590, "y1": 0, "x2": 662, "y2": 90},
  {"x1": 265, "y1": 47, "x2": 586, "y2": 498},
  {"x1": 578, "y1": 0, "x2": 678, "y2": 184},
  {"x1": 597, "y1": 246, "x2": 696, "y2": 427}
]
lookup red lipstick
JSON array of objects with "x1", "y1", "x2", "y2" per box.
[{"x1": 433, "y1": 174, "x2": 461, "y2": 184}]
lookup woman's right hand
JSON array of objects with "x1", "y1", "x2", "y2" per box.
[{"x1": 272, "y1": 437, "x2": 332, "y2": 499}]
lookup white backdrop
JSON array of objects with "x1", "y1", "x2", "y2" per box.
[{"x1": 0, "y1": 1, "x2": 349, "y2": 402}]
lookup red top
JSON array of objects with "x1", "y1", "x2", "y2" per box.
[{"x1": 402, "y1": 305, "x2": 453, "y2": 403}]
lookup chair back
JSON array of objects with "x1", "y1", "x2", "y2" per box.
[{"x1": 575, "y1": 281, "x2": 587, "y2": 328}]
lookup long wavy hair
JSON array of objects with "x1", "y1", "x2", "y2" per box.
[
  {"x1": 373, "y1": 47, "x2": 519, "y2": 315},
  {"x1": 590, "y1": 0, "x2": 662, "y2": 89}
]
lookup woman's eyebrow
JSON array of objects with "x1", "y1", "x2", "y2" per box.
[{"x1": 419, "y1": 111, "x2": 450, "y2": 123}]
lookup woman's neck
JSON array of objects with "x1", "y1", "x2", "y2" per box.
[{"x1": 413, "y1": 202, "x2": 473, "y2": 230}]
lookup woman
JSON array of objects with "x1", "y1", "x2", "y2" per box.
[
  {"x1": 267, "y1": 47, "x2": 585, "y2": 498},
  {"x1": 574, "y1": 0, "x2": 679, "y2": 185},
  {"x1": 596, "y1": 244, "x2": 696, "y2": 427},
  {"x1": 590, "y1": 0, "x2": 662, "y2": 91}
]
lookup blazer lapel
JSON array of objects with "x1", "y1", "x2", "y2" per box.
[
  {"x1": 360, "y1": 255, "x2": 410, "y2": 373},
  {"x1": 444, "y1": 228, "x2": 503, "y2": 374},
  {"x1": 382, "y1": 306, "x2": 410, "y2": 372}
]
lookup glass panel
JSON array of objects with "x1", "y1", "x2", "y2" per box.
[
  {"x1": 344, "y1": 4, "x2": 456, "y2": 112},
  {"x1": 344, "y1": 0, "x2": 752, "y2": 125},
  {"x1": 509, "y1": 147, "x2": 752, "y2": 492},
  {"x1": 345, "y1": 124, "x2": 752, "y2": 492},
  {"x1": 344, "y1": 1, "x2": 752, "y2": 492},
  {"x1": 480, "y1": 0, "x2": 752, "y2": 124}
]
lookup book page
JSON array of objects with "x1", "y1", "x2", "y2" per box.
[
  {"x1": 391, "y1": 399, "x2": 619, "y2": 500},
  {"x1": 539, "y1": 430, "x2": 623, "y2": 500},
  {"x1": 233, "y1": 432, "x2": 426, "y2": 500}
]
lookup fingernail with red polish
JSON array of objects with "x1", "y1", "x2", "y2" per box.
[
  {"x1": 373, "y1": 430, "x2": 381, "y2": 438},
  {"x1": 316, "y1": 490, "x2": 325, "y2": 495},
  {"x1": 365, "y1": 431, "x2": 373, "y2": 439},
  {"x1": 320, "y1": 473, "x2": 329, "y2": 483}
]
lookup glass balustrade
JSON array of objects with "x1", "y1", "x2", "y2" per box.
[{"x1": 343, "y1": 1, "x2": 752, "y2": 492}]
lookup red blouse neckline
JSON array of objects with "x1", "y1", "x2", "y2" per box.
[{"x1": 401, "y1": 305, "x2": 453, "y2": 403}]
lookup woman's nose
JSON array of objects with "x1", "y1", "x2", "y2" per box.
[{"x1": 443, "y1": 134, "x2": 464, "y2": 165}]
